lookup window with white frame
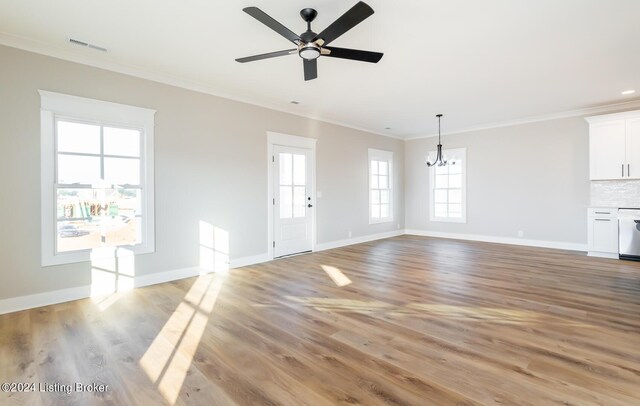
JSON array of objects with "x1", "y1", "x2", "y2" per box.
[
  {"x1": 428, "y1": 148, "x2": 466, "y2": 223},
  {"x1": 369, "y1": 149, "x2": 393, "y2": 223},
  {"x1": 40, "y1": 91, "x2": 155, "y2": 266}
]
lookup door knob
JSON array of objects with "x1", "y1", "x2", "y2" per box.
[{"x1": 308, "y1": 204, "x2": 313, "y2": 208}]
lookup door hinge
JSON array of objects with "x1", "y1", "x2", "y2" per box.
[
  {"x1": 272, "y1": 155, "x2": 274, "y2": 163},
  {"x1": 273, "y1": 198, "x2": 275, "y2": 205},
  {"x1": 273, "y1": 241, "x2": 275, "y2": 248}
]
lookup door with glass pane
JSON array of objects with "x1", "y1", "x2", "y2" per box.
[{"x1": 273, "y1": 146, "x2": 312, "y2": 257}]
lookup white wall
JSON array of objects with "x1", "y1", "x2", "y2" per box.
[
  {"x1": 0, "y1": 45, "x2": 404, "y2": 300},
  {"x1": 405, "y1": 117, "x2": 591, "y2": 245}
]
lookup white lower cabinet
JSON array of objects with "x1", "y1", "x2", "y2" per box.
[{"x1": 587, "y1": 208, "x2": 618, "y2": 258}]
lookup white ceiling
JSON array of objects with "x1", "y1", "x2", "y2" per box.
[{"x1": 1, "y1": 0, "x2": 639, "y2": 139}]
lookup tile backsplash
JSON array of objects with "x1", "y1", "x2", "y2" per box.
[{"x1": 591, "y1": 180, "x2": 640, "y2": 208}]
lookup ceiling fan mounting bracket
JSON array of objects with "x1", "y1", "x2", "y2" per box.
[{"x1": 300, "y1": 8, "x2": 318, "y2": 23}]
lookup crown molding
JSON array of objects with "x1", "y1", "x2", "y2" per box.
[
  {"x1": 0, "y1": 32, "x2": 403, "y2": 141},
  {"x1": 404, "y1": 98, "x2": 640, "y2": 141}
]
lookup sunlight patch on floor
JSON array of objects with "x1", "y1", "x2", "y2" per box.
[
  {"x1": 321, "y1": 265, "x2": 352, "y2": 287},
  {"x1": 286, "y1": 297, "x2": 594, "y2": 327},
  {"x1": 140, "y1": 273, "x2": 225, "y2": 405},
  {"x1": 286, "y1": 296, "x2": 391, "y2": 313}
]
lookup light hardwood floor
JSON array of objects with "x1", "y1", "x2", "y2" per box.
[{"x1": 1, "y1": 235, "x2": 640, "y2": 405}]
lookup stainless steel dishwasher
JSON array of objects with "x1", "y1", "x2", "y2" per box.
[{"x1": 619, "y1": 209, "x2": 640, "y2": 260}]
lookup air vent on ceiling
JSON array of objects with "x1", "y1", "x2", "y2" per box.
[{"x1": 68, "y1": 37, "x2": 107, "y2": 52}]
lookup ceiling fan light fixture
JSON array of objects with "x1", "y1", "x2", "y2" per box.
[{"x1": 299, "y1": 44, "x2": 321, "y2": 60}]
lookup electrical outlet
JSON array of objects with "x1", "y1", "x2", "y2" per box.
[
  {"x1": 348, "y1": 231, "x2": 352, "y2": 238},
  {"x1": 518, "y1": 230, "x2": 524, "y2": 238}
]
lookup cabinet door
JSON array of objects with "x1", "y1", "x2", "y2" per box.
[
  {"x1": 626, "y1": 119, "x2": 640, "y2": 179},
  {"x1": 589, "y1": 120, "x2": 626, "y2": 180},
  {"x1": 589, "y1": 218, "x2": 618, "y2": 253}
]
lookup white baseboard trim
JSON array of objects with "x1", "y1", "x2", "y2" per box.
[
  {"x1": 405, "y1": 229, "x2": 587, "y2": 252},
  {"x1": 230, "y1": 253, "x2": 271, "y2": 268},
  {"x1": 0, "y1": 284, "x2": 92, "y2": 316},
  {"x1": 587, "y1": 251, "x2": 618, "y2": 259},
  {"x1": 315, "y1": 230, "x2": 404, "y2": 252},
  {"x1": 0, "y1": 251, "x2": 273, "y2": 315}
]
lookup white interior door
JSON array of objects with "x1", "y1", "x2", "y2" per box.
[{"x1": 273, "y1": 145, "x2": 313, "y2": 257}]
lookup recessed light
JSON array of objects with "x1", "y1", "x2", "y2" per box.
[
  {"x1": 622, "y1": 89, "x2": 636, "y2": 95},
  {"x1": 290, "y1": 100, "x2": 300, "y2": 104},
  {"x1": 385, "y1": 127, "x2": 391, "y2": 130}
]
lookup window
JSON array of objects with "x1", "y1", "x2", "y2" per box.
[
  {"x1": 428, "y1": 148, "x2": 466, "y2": 223},
  {"x1": 40, "y1": 91, "x2": 155, "y2": 266},
  {"x1": 278, "y1": 151, "x2": 307, "y2": 219},
  {"x1": 369, "y1": 149, "x2": 393, "y2": 224}
]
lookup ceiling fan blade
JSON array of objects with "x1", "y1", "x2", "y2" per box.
[
  {"x1": 243, "y1": 7, "x2": 301, "y2": 44},
  {"x1": 313, "y1": 1, "x2": 374, "y2": 45},
  {"x1": 303, "y1": 59, "x2": 318, "y2": 81},
  {"x1": 323, "y1": 46, "x2": 383, "y2": 63},
  {"x1": 236, "y1": 49, "x2": 297, "y2": 63}
]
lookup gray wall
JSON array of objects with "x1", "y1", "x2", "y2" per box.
[
  {"x1": 404, "y1": 118, "x2": 591, "y2": 244},
  {"x1": 0, "y1": 45, "x2": 404, "y2": 300}
]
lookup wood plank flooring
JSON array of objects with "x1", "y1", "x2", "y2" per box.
[{"x1": 1, "y1": 235, "x2": 640, "y2": 405}]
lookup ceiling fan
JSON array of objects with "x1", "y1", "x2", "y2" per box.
[{"x1": 236, "y1": 1, "x2": 383, "y2": 81}]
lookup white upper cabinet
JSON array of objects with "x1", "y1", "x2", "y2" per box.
[
  {"x1": 627, "y1": 118, "x2": 640, "y2": 179},
  {"x1": 586, "y1": 110, "x2": 640, "y2": 180}
]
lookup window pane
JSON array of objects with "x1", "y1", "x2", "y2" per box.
[
  {"x1": 434, "y1": 189, "x2": 447, "y2": 204},
  {"x1": 293, "y1": 186, "x2": 306, "y2": 218},
  {"x1": 380, "y1": 204, "x2": 390, "y2": 218},
  {"x1": 57, "y1": 188, "x2": 104, "y2": 220},
  {"x1": 104, "y1": 127, "x2": 141, "y2": 157},
  {"x1": 293, "y1": 154, "x2": 306, "y2": 186},
  {"x1": 58, "y1": 154, "x2": 101, "y2": 184},
  {"x1": 435, "y1": 175, "x2": 448, "y2": 188},
  {"x1": 378, "y1": 161, "x2": 388, "y2": 176},
  {"x1": 57, "y1": 220, "x2": 102, "y2": 252},
  {"x1": 380, "y1": 190, "x2": 389, "y2": 204},
  {"x1": 449, "y1": 174, "x2": 462, "y2": 188},
  {"x1": 104, "y1": 158, "x2": 140, "y2": 185},
  {"x1": 279, "y1": 186, "x2": 292, "y2": 219},
  {"x1": 371, "y1": 160, "x2": 379, "y2": 175},
  {"x1": 371, "y1": 204, "x2": 380, "y2": 218},
  {"x1": 435, "y1": 164, "x2": 448, "y2": 175},
  {"x1": 379, "y1": 175, "x2": 388, "y2": 189},
  {"x1": 116, "y1": 188, "x2": 142, "y2": 217},
  {"x1": 434, "y1": 203, "x2": 448, "y2": 217},
  {"x1": 449, "y1": 203, "x2": 462, "y2": 217},
  {"x1": 449, "y1": 189, "x2": 462, "y2": 204},
  {"x1": 371, "y1": 174, "x2": 379, "y2": 189},
  {"x1": 279, "y1": 153, "x2": 292, "y2": 185},
  {"x1": 106, "y1": 216, "x2": 141, "y2": 246},
  {"x1": 371, "y1": 190, "x2": 380, "y2": 205},
  {"x1": 56, "y1": 121, "x2": 100, "y2": 154},
  {"x1": 449, "y1": 161, "x2": 462, "y2": 174}
]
